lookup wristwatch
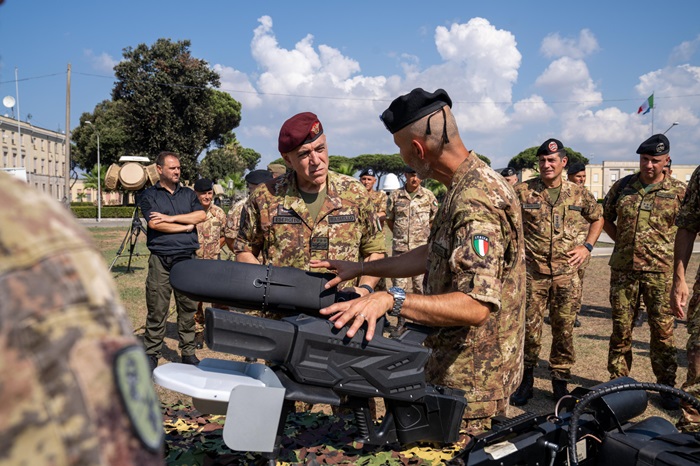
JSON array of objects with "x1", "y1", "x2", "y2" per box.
[
  {"x1": 584, "y1": 242, "x2": 594, "y2": 253},
  {"x1": 387, "y1": 286, "x2": 406, "y2": 317}
]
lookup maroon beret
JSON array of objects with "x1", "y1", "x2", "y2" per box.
[{"x1": 278, "y1": 112, "x2": 324, "y2": 153}]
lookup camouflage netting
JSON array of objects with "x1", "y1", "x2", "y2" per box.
[{"x1": 163, "y1": 402, "x2": 470, "y2": 465}]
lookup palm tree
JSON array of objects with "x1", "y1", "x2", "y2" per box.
[
  {"x1": 220, "y1": 172, "x2": 246, "y2": 201},
  {"x1": 83, "y1": 165, "x2": 107, "y2": 206},
  {"x1": 334, "y1": 161, "x2": 356, "y2": 176}
]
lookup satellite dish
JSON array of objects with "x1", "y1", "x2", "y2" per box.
[{"x1": 2, "y1": 95, "x2": 15, "y2": 108}]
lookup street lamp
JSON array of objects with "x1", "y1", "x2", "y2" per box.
[
  {"x1": 85, "y1": 121, "x2": 101, "y2": 222},
  {"x1": 663, "y1": 122, "x2": 679, "y2": 134}
]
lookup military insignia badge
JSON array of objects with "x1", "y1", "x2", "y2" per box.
[
  {"x1": 114, "y1": 346, "x2": 164, "y2": 451},
  {"x1": 472, "y1": 234, "x2": 489, "y2": 257}
]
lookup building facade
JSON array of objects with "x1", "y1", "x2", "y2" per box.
[{"x1": 0, "y1": 115, "x2": 68, "y2": 200}]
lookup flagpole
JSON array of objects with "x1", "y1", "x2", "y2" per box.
[{"x1": 651, "y1": 90, "x2": 655, "y2": 135}]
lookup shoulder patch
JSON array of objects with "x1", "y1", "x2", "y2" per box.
[
  {"x1": 114, "y1": 346, "x2": 164, "y2": 451},
  {"x1": 472, "y1": 234, "x2": 490, "y2": 257}
]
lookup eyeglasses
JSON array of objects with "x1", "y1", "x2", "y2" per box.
[{"x1": 426, "y1": 106, "x2": 450, "y2": 144}]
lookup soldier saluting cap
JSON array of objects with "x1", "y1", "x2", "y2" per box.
[
  {"x1": 359, "y1": 167, "x2": 375, "y2": 177},
  {"x1": 278, "y1": 112, "x2": 324, "y2": 153},
  {"x1": 380, "y1": 88, "x2": 452, "y2": 134},
  {"x1": 536, "y1": 138, "x2": 564, "y2": 156},
  {"x1": 636, "y1": 134, "x2": 670, "y2": 156}
]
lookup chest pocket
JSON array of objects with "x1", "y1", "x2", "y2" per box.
[{"x1": 649, "y1": 192, "x2": 679, "y2": 231}]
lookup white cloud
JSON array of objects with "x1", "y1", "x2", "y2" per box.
[
  {"x1": 669, "y1": 34, "x2": 700, "y2": 65},
  {"x1": 535, "y1": 57, "x2": 602, "y2": 109},
  {"x1": 84, "y1": 49, "x2": 118, "y2": 74},
  {"x1": 541, "y1": 29, "x2": 599, "y2": 59},
  {"x1": 213, "y1": 64, "x2": 262, "y2": 110}
]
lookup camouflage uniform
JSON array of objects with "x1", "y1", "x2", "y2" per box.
[
  {"x1": 603, "y1": 173, "x2": 686, "y2": 385},
  {"x1": 195, "y1": 203, "x2": 226, "y2": 259},
  {"x1": 422, "y1": 153, "x2": 525, "y2": 423},
  {"x1": 515, "y1": 178, "x2": 602, "y2": 380},
  {"x1": 234, "y1": 171, "x2": 386, "y2": 284},
  {"x1": 369, "y1": 189, "x2": 387, "y2": 220},
  {"x1": 0, "y1": 173, "x2": 164, "y2": 465},
  {"x1": 676, "y1": 166, "x2": 700, "y2": 431},
  {"x1": 224, "y1": 198, "x2": 246, "y2": 252},
  {"x1": 387, "y1": 185, "x2": 438, "y2": 292},
  {"x1": 194, "y1": 203, "x2": 226, "y2": 333},
  {"x1": 571, "y1": 190, "x2": 593, "y2": 316}
]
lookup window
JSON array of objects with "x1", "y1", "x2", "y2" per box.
[
  {"x1": 611, "y1": 173, "x2": 617, "y2": 181},
  {"x1": 593, "y1": 174, "x2": 599, "y2": 182},
  {"x1": 2, "y1": 150, "x2": 6, "y2": 167},
  {"x1": 593, "y1": 191, "x2": 599, "y2": 199}
]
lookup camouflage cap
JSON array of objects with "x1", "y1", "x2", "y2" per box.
[
  {"x1": 278, "y1": 112, "x2": 323, "y2": 153},
  {"x1": 636, "y1": 133, "x2": 670, "y2": 156},
  {"x1": 267, "y1": 163, "x2": 287, "y2": 176}
]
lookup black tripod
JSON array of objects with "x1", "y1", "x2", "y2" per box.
[{"x1": 109, "y1": 206, "x2": 148, "y2": 272}]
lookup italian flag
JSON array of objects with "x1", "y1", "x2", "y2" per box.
[{"x1": 637, "y1": 94, "x2": 654, "y2": 115}]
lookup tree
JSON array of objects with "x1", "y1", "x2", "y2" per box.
[
  {"x1": 508, "y1": 146, "x2": 589, "y2": 172},
  {"x1": 83, "y1": 164, "x2": 107, "y2": 206},
  {"x1": 475, "y1": 152, "x2": 491, "y2": 166},
  {"x1": 112, "y1": 38, "x2": 241, "y2": 180},
  {"x1": 72, "y1": 100, "x2": 130, "y2": 170},
  {"x1": 199, "y1": 136, "x2": 261, "y2": 181}
]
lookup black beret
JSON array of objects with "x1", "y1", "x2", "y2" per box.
[
  {"x1": 245, "y1": 169, "x2": 273, "y2": 185},
  {"x1": 636, "y1": 134, "x2": 670, "y2": 156},
  {"x1": 536, "y1": 138, "x2": 565, "y2": 156},
  {"x1": 402, "y1": 165, "x2": 417, "y2": 173},
  {"x1": 567, "y1": 162, "x2": 586, "y2": 175},
  {"x1": 380, "y1": 88, "x2": 452, "y2": 134},
  {"x1": 359, "y1": 167, "x2": 376, "y2": 177},
  {"x1": 193, "y1": 178, "x2": 213, "y2": 192},
  {"x1": 501, "y1": 167, "x2": 516, "y2": 177},
  {"x1": 278, "y1": 112, "x2": 324, "y2": 153}
]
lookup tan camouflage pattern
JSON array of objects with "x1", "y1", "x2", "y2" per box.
[
  {"x1": 571, "y1": 198, "x2": 591, "y2": 315},
  {"x1": 677, "y1": 166, "x2": 700, "y2": 432},
  {"x1": 422, "y1": 153, "x2": 525, "y2": 422},
  {"x1": 369, "y1": 189, "x2": 387, "y2": 218},
  {"x1": 514, "y1": 178, "x2": 601, "y2": 275},
  {"x1": 608, "y1": 269, "x2": 677, "y2": 385},
  {"x1": 234, "y1": 171, "x2": 386, "y2": 280},
  {"x1": 387, "y1": 185, "x2": 438, "y2": 253},
  {"x1": 195, "y1": 203, "x2": 226, "y2": 259},
  {"x1": 0, "y1": 173, "x2": 164, "y2": 465},
  {"x1": 523, "y1": 270, "x2": 578, "y2": 380},
  {"x1": 603, "y1": 173, "x2": 686, "y2": 272},
  {"x1": 224, "y1": 198, "x2": 246, "y2": 244}
]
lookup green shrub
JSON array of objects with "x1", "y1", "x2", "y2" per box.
[{"x1": 71, "y1": 206, "x2": 139, "y2": 218}]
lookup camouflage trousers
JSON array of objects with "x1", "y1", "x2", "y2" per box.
[
  {"x1": 391, "y1": 250, "x2": 424, "y2": 293},
  {"x1": 607, "y1": 269, "x2": 677, "y2": 386},
  {"x1": 144, "y1": 254, "x2": 197, "y2": 357},
  {"x1": 523, "y1": 269, "x2": 578, "y2": 380},
  {"x1": 571, "y1": 265, "x2": 587, "y2": 316},
  {"x1": 678, "y1": 279, "x2": 700, "y2": 432}
]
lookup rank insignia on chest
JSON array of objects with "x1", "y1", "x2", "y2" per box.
[{"x1": 472, "y1": 234, "x2": 490, "y2": 257}]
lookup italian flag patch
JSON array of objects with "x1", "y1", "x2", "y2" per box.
[{"x1": 472, "y1": 234, "x2": 490, "y2": 257}]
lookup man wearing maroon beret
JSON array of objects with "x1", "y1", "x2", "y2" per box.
[{"x1": 234, "y1": 112, "x2": 386, "y2": 300}]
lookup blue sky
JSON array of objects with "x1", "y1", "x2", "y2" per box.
[{"x1": 1, "y1": 0, "x2": 699, "y2": 168}]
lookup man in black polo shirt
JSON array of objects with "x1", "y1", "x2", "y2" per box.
[{"x1": 139, "y1": 151, "x2": 206, "y2": 371}]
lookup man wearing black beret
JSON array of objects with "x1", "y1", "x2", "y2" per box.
[
  {"x1": 223, "y1": 170, "x2": 273, "y2": 262},
  {"x1": 602, "y1": 133, "x2": 687, "y2": 410},
  {"x1": 234, "y1": 112, "x2": 386, "y2": 303},
  {"x1": 511, "y1": 140, "x2": 603, "y2": 406},
  {"x1": 312, "y1": 88, "x2": 526, "y2": 434},
  {"x1": 500, "y1": 166, "x2": 518, "y2": 185}
]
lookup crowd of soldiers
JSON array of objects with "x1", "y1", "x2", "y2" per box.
[{"x1": 3, "y1": 86, "x2": 700, "y2": 464}]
